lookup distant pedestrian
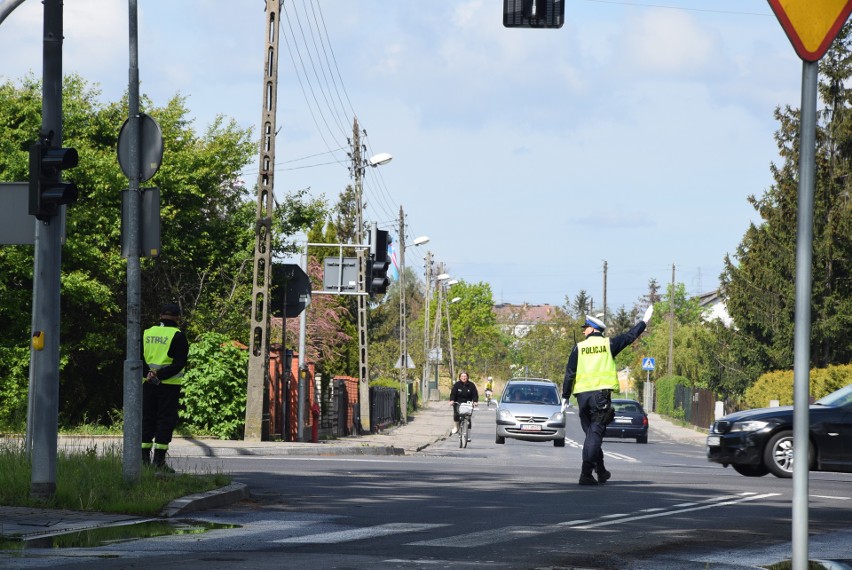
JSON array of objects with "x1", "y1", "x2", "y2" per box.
[
  {"x1": 142, "y1": 303, "x2": 189, "y2": 473},
  {"x1": 563, "y1": 307, "x2": 653, "y2": 485},
  {"x1": 449, "y1": 371, "x2": 479, "y2": 435}
]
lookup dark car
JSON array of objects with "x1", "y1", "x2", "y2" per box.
[
  {"x1": 603, "y1": 399, "x2": 649, "y2": 443},
  {"x1": 707, "y1": 383, "x2": 852, "y2": 478}
]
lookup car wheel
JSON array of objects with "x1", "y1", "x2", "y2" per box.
[
  {"x1": 732, "y1": 463, "x2": 769, "y2": 477},
  {"x1": 636, "y1": 435, "x2": 648, "y2": 444},
  {"x1": 763, "y1": 430, "x2": 812, "y2": 478},
  {"x1": 495, "y1": 435, "x2": 505, "y2": 444},
  {"x1": 553, "y1": 438, "x2": 565, "y2": 447}
]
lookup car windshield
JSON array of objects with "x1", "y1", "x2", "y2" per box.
[
  {"x1": 503, "y1": 386, "x2": 559, "y2": 405},
  {"x1": 814, "y1": 384, "x2": 852, "y2": 407}
]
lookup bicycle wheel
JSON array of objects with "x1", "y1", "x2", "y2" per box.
[
  {"x1": 462, "y1": 418, "x2": 469, "y2": 448},
  {"x1": 459, "y1": 417, "x2": 467, "y2": 448}
]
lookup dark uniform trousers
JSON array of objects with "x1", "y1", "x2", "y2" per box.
[
  {"x1": 142, "y1": 382, "x2": 182, "y2": 446},
  {"x1": 576, "y1": 389, "x2": 613, "y2": 475}
]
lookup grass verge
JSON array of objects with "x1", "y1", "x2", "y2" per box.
[{"x1": 0, "y1": 440, "x2": 230, "y2": 516}]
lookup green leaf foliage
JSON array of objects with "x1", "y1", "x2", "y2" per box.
[
  {"x1": 0, "y1": 73, "x2": 325, "y2": 428},
  {"x1": 179, "y1": 333, "x2": 249, "y2": 439},
  {"x1": 743, "y1": 364, "x2": 852, "y2": 408},
  {"x1": 654, "y1": 375, "x2": 690, "y2": 417}
]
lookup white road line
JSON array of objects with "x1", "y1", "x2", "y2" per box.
[
  {"x1": 274, "y1": 523, "x2": 447, "y2": 544},
  {"x1": 409, "y1": 493, "x2": 779, "y2": 549},
  {"x1": 409, "y1": 525, "x2": 555, "y2": 547},
  {"x1": 573, "y1": 493, "x2": 779, "y2": 529},
  {"x1": 811, "y1": 494, "x2": 850, "y2": 500}
]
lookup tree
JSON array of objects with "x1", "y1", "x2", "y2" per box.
[
  {"x1": 721, "y1": 24, "x2": 852, "y2": 376},
  {"x1": 568, "y1": 289, "x2": 591, "y2": 319},
  {"x1": 0, "y1": 74, "x2": 325, "y2": 425}
]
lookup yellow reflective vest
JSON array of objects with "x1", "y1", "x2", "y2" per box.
[
  {"x1": 573, "y1": 335, "x2": 618, "y2": 393},
  {"x1": 142, "y1": 325, "x2": 184, "y2": 385}
]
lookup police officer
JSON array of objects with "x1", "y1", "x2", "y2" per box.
[
  {"x1": 142, "y1": 303, "x2": 189, "y2": 472},
  {"x1": 449, "y1": 371, "x2": 479, "y2": 435},
  {"x1": 563, "y1": 307, "x2": 653, "y2": 485}
]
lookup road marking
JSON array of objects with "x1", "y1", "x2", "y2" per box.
[
  {"x1": 409, "y1": 525, "x2": 553, "y2": 547},
  {"x1": 274, "y1": 523, "x2": 447, "y2": 544},
  {"x1": 574, "y1": 493, "x2": 779, "y2": 529},
  {"x1": 408, "y1": 492, "x2": 779, "y2": 548},
  {"x1": 811, "y1": 494, "x2": 850, "y2": 500}
]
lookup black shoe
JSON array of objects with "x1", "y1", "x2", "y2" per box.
[
  {"x1": 578, "y1": 474, "x2": 598, "y2": 486},
  {"x1": 597, "y1": 469, "x2": 611, "y2": 484}
]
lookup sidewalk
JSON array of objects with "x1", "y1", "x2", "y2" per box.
[{"x1": 0, "y1": 408, "x2": 759, "y2": 546}]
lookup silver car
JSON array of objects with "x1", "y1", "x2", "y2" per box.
[{"x1": 495, "y1": 379, "x2": 566, "y2": 447}]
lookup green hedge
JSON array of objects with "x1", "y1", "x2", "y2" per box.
[
  {"x1": 744, "y1": 364, "x2": 852, "y2": 408},
  {"x1": 655, "y1": 375, "x2": 690, "y2": 417}
]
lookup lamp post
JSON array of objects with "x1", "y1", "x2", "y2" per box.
[
  {"x1": 398, "y1": 227, "x2": 429, "y2": 425},
  {"x1": 421, "y1": 251, "x2": 433, "y2": 404},
  {"x1": 446, "y1": 290, "x2": 461, "y2": 383},
  {"x1": 351, "y1": 116, "x2": 392, "y2": 433}
]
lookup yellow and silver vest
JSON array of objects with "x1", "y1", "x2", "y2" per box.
[
  {"x1": 142, "y1": 325, "x2": 184, "y2": 385},
  {"x1": 573, "y1": 335, "x2": 618, "y2": 393}
]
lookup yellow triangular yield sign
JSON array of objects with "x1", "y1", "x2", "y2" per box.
[{"x1": 768, "y1": 0, "x2": 852, "y2": 61}]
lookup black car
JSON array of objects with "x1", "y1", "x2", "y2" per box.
[
  {"x1": 603, "y1": 398, "x2": 649, "y2": 444},
  {"x1": 707, "y1": 383, "x2": 852, "y2": 478}
]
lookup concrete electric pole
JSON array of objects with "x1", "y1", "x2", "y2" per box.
[
  {"x1": 245, "y1": 0, "x2": 282, "y2": 441},
  {"x1": 352, "y1": 118, "x2": 373, "y2": 433}
]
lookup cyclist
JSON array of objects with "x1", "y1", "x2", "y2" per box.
[
  {"x1": 484, "y1": 376, "x2": 494, "y2": 405},
  {"x1": 449, "y1": 371, "x2": 478, "y2": 435}
]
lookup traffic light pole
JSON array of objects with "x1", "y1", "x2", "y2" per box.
[{"x1": 28, "y1": 0, "x2": 64, "y2": 500}]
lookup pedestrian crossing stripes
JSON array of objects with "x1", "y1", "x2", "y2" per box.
[
  {"x1": 272, "y1": 493, "x2": 778, "y2": 547},
  {"x1": 273, "y1": 523, "x2": 447, "y2": 544}
]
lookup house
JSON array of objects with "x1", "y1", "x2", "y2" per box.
[
  {"x1": 493, "y1": 303, "x2": 560, "y2": 338},
  {"x1": 697, "y1": 289, "x2": 733, "y2": 327}
]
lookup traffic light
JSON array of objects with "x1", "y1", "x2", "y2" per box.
[
  {"x1": 29, "y1": 139, "x2": 79, "y2": 221},
  {"x1": 503, "y1": 0, "x2": 564, "y2": 28},
  {"x1": 368, "y1": 227, "x2": 391, "y2": 296}
]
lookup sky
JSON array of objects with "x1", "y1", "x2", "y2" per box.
[{"x1": 0, "y1": 0, "x2": 807, "y2": 312}]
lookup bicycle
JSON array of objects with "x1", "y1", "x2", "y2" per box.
[
  {"x1": 484, "y1": 389, "x2": 493, "y2": 408},
  {"x1": 457, "y1": 401, "x2": 475, "y2": 448}
]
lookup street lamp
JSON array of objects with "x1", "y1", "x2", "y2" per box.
[
  {"x1": 352, "y1": 137, "x2": 393, "y2": 434},
  {"x1": 447, "y1": 295, "x2": 461, "y2": 383},
  {"x1": 399, "y1": 232, "x2": 429, "y2": 425}
]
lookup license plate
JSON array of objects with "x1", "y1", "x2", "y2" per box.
[
  {"x1": 614, "y1": 418, "x2": 632, "y2": 424},
  {"x1": 520, "y1": 424, "x2": 542, "y2": 431},
  {"x1": 707, "y1": 435, "x2": 720, "y2": 446}
]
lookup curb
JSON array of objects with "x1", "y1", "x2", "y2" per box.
[{"x1": 160, "y1": 482, "x2": 250, "y2": 517}]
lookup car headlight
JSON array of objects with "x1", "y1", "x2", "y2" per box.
[
  {"x1": 548, "y1": 411, "x2": 565, "y2": 424},
  {"x1": 728, "y1": 420, "x2": 770, "y2": 433},
  {"x1": 497, "y1": 409, "x2": 515, "y2": 422}
]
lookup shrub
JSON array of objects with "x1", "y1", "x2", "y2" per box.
[
  {"x1": 179, "y1": 333, "x2": 249, "y2": 439},
  {"x1": 0, "y1": 347, "x2": 31, "y2": 432},
  {"x1": 654, "y1": 375, "x2": 690, "y2": 417},
  {"x1": 744, "y1": 364, "x2": 852, "y2": 408}
]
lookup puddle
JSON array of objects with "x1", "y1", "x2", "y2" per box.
[{"x1": 0, "y1": 519, "x2": 240, "y2": 549}]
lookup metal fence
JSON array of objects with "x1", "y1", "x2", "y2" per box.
[{"x1": 370, "y1": 386, "x2": 399, "y2": 432}]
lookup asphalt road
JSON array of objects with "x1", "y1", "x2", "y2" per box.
[{"x1": 4, "y1": 408, "x2": 851, "y2": 569}]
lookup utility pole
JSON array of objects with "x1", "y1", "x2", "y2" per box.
[
  {"x1": 245, "y1": 0, "x2": 281, "y2": 441},
  {"x1": 421, "y1": 250, "x2": 432, "y2": 404},
  {"x1": 602, "y1": 260, "x2": 607, "y2": 323},
  {"x1": 668, "y1": 263, "x2": 675, "y2": 376},
  {"x1": 28, "y1": 0, "x2": 64, "y2": 500},
  {"x1": 352, "y1": 117, "x2": 371, "y2": 433},
  {"x1": 398, "y1": 206, "x2": 407, "y2": 423}
]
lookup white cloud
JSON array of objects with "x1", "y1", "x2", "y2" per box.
[{"x1": 619, "y1": 9, "x2": 718, "y2": 75}]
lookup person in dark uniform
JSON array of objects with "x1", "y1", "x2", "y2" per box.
[
  {"x1": 563, "y1": 307, "x2": 653, "y2": 485},
  {"x1": 142, "y1": 303, "x2": 189, "y2": 472},
  {"x1": 449, "y1": 371, "x2": 479, "y2": 435}
]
